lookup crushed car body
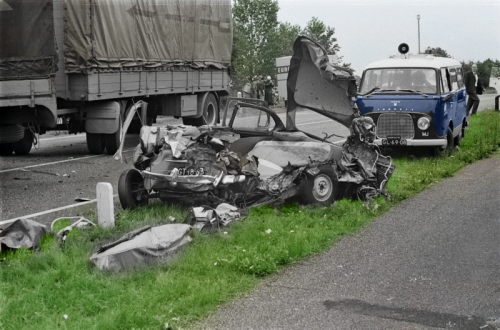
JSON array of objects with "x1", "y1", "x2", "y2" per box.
[{"x1": 116, "y1": 36, "x2": 394, "y2": 210}]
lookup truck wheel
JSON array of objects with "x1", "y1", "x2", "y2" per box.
[
  {"x1": 202, "y1": 93, "x2": 218, "y2": 126},
  {"x1": 300, "y1": 165, "x2": 338, "y2": 205},
  {"x1": 104, "y1": 122, "x2": 122, "y2": 155},
  {"x1": 0, "y1": 143, "x2": 13, "y2": 156},
  {"x1": 12, "y1": 129, "x2": 33, "y2": 155},
  {"x1": 118, "y1": 169, "x2": 148, "y2": 209},
  {"x1": 86, "y1": 132, "x2": 105, "y2": 154},
  {"x1": 433, "y1": 129, "x2": 454, "y2": 156},
  {"x1": 183, "y1": 93, "x2": 219, "y2": 126},
  {"x1": 0, "y1": 124, "x2": 25, "y2": 144}
]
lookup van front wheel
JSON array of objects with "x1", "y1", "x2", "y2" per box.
[{"x1": 433, "y1": 129, "x2": 454, "y2": 156}]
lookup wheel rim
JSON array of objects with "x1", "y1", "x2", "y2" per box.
[
  {"x1": 131, "y1": 178, "x2": 147, "y2": 204},
  {"x1": 312, "y1": 174, "x2": 333, "y2": 202},
  {"x1": 206, "y1": 102, "x2": 216, "y2": 125}
]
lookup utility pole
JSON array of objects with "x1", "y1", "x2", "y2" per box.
[{"x1": 417, "y1": 15, "x2": 421, "y2": 54}]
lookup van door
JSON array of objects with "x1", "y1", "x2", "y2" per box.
[
  {"x1": 455, "y1": 67, "x2": 467, "y2": 124},
  {"x1": 438, "y1": 68, "x2": 454, "y2": 137}
]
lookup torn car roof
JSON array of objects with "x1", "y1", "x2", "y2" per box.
[{"x1": 286, "y1": 36, "x2": 358, "y2": 130}]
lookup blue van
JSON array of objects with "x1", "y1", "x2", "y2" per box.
[{"x1": 355, "y1": 44, "x2": 467, "y2": 154}]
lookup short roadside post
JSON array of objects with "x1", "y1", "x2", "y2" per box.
[{"x1": 96, "y1": 182, "x2": 115, "y2": 228}]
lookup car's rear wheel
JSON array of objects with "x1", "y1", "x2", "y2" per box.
[
  {"x1": 300, "y1": 165, "x2": 338, "y2": 205},
  {"x1": 118, "y1": 169, "x2": 148, "y2": 209}
]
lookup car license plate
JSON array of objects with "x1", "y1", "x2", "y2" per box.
[
  {"x1": 382, "y1": 137, "x2": 407, "y2": 146},
  {"x1": 178, "y1": 167, "x2": 205, "y2": 176}
]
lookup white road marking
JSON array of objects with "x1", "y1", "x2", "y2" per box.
[
  {"x1": 0, "y1": 155, "x2": 102, "y2": 174},
  {"x1": 39, "y1": 134, "x2": 86, "y2": 142},
  {"x1": 0, "y1": 148, "x2": 135, "y2": 174},
  {"x1": 296, "y1": 120, "x2": 334, "y2": 127}
]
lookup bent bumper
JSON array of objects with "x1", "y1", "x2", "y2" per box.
[{"x1": 142, "y1": 170, "x2": 246, "y2": 187}]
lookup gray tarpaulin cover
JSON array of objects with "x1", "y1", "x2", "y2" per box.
[
  {"x1": 90, "y1": 224, "x2": 192, "y2": 271},
  {"x1": 64, "y1": 0, "x2": 232, "y2": 72},
  {"x1": 0, "y1": 219, "x2": 49, "y2": 249},
  {"x1": 0, "y1": 0, "x2": 58, "y2": 80}
]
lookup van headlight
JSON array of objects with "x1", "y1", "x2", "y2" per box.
[{"x1": 417, "y1": 117, "x2": 430, "y2": 130}]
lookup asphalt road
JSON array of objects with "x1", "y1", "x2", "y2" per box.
[
  {"x1": 195, "y1": 152, "x2": 500, "y2": 330},
  {"x1": 0, "y1": 132, "x2": 139, "y2": 221}
]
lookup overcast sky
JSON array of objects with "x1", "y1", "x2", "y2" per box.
[{"x1": 277, "y1": 0, "x2": 500, "y2": 74}]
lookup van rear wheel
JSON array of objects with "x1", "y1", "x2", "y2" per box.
[{"x1": 454, "y1": 128, "x2": 463, "y2": 147}]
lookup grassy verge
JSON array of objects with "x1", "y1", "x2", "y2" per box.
[{"x1": 1, "y1": 111, "x2": 499, "y2": 330}]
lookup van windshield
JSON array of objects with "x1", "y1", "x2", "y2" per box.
[{"x1": 360, "y1": 68, "x2": 437, "y2": 94}]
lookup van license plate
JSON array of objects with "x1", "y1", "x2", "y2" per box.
[{"x1": 382, "y1": 137, "x2": 407, "y2": 146}]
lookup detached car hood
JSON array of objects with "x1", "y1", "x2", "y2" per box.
[{"x1": 286, "y1": 36, "x2": 358, "y2": 129}]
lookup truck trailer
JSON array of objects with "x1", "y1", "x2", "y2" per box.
[{"x1": 0, "y1": 0, "x2": 232, "y2": 155}]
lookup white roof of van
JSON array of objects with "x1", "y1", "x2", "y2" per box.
[{"x1": 364, "y1": 54, "x2": 462, "y2": 70}]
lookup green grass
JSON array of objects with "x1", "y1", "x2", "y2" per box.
[{"x1": 1, "y1": 111, "x2": 499, "y2": 330}]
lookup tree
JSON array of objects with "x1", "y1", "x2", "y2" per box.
[
  {"x1": 272, "y1": 22, "x2": 301, "y2": 57},
  {"x1": 300, "y1": 17, "x2": 340, "y2": 55},
  {"x1": 299, "y1": 17, "x2": 352, "y2": 71},
  {"x1": 231, "y1": 0, "x2": 280, "y2": 88},
  {"x1": 424, "y1": 46, "x2": 451, "y2": 58}
]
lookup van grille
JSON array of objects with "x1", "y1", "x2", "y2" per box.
[{"x1": 376, "y1": 113, "x2": 414, "y2": 139}]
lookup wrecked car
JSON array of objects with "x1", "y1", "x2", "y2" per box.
[{"x1": 115, "y1": 36, "x2": 394, "y2": 210}]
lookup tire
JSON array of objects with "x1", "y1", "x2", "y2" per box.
[
  {"x1": 118, "y1": 169, "x2": 148, "y2": 209},
  {"x1": 86, "y1": 132, "x2": 105, "y2": 154},
  {"x1": 182, "y1": 93, "x2": 218, "y2": 126},
  {"x1": 454, "y1": 127, "x2": 463, "y2": 147},
  {"x1": 433, "y1": 128, "x2": 454, "y2": 156},
  {"x1": 104, "y1": 130, "x2": 122, "y2": 156},
  {"x1": 0, "y1": 124, "x2": 25, "y2": 144},
  {"x1": 0, "y1": 143, "x2": 13, "y2": 156},
  {"x1": 12, "y1": 129, "x2": 33, "y2": 155},
  {"x1": 182, "y1": 117, "x2": 196, "y2": 126},
  {"x1": 300, "y1": 165, "x2": 338, "y2": 205}
]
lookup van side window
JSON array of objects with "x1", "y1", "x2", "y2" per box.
[
  {"x1": 456, "y1": 67, "x2": 464, "y2": 88},
  {"x1": 449, "y1": 68, "x2": 458, "y2": 90},
  {"x1": 441, "y1": 68, "x2": 450, "y2": 93}
]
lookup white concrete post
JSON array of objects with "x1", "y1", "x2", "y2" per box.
[{"x1": 96, "y1": 182, "x2": 115, "y2": 228}]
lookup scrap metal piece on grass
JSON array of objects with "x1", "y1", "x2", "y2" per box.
[
  {"x1": 0, "y1": 218, "x2": 49, "y2": 250},
  {"x1": 90, "y1": 224, "x2": 192, "y2": 271},
  {"x1": 51, "y1": 217, "x2": 96, "y2": 241}
]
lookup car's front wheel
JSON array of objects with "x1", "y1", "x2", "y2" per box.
[
  {"x1": 300, "y1": 165, "x2": 338, "y2": 205},
  {"x1": 118, "y1": 169, "x2": 149, "y2": 209}
]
